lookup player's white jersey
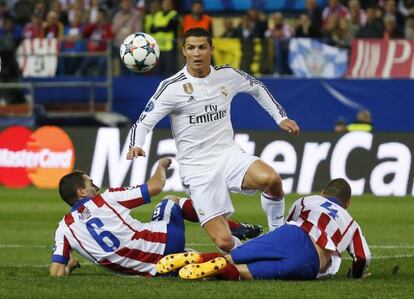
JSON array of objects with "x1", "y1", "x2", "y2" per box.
[
  {"x1": 129, "y1": 65, "x2": 288, "y2": 178},
  {"x1": 286, "y1": 195, "x2": 371, "y2": 277},
  {"x1": 51, "y1": 184, "x2": 167, "y2": 276}
]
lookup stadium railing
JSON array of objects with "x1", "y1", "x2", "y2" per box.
[{"x1": 0, "y1": 39, "x2": 113, "y2": 121}]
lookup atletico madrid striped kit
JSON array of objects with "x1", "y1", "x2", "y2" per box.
[
  {"x1": 286, "y1": 195, "x2": 371, "y2": 278},
  {"x1": 231, "y1": 195, "x2": 371, "y2": 279},
  {"x1": 51, "y1": 184, "x2": 185, "y2": 276}
]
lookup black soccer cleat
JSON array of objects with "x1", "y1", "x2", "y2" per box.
[{"x1": 230, "y1": 223, "x2": 264, "y2": 241}]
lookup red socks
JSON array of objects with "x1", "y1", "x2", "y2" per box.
[
  {"x1": 200, "y1": 253, "x2": 240, "y2": 281},
  {"x1": 217, "y1": 262, "x2": 240, "y2": 281},
  {"x1": 179, "y1": 198, "x2": 200, "y2": 222},
  {"x1": 227, "y1": 219, "x2": 240, "y2": 230}
]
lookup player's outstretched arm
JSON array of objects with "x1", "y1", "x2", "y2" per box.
[
  {"x1": 279, "y1": 119, "x2": 300, "y2": 135},
  {"x1": 127, "y1": 147, "x2": 146, "y2": 159},
  {"x1": 146, "y1": 157, "x2": 172, "y2": 196}
]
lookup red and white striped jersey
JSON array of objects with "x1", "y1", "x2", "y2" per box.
[
  {"x1": 286, "y1": 195, "x2": 371, "y2": 278},
  {"x1": 51, "y1": 184, "x2": 167, "y2": 276}
]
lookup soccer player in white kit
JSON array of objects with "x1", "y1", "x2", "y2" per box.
[{"x1": 127, "y1": 27, "x2": 300, "y2": 253}]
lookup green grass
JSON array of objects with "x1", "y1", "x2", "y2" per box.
[{"x1": 0, "y1": 187, "x2": 413, "y2": 298}]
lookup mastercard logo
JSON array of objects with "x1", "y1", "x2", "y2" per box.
[{"x1": 0, "y1": 126, "x2": 75, "y2": 189}]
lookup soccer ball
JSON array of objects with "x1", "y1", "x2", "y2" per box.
[{"x1": 120, "y1": 32, "x2": 160, "y2": 73}]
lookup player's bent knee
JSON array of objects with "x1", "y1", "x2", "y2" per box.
[{"x1": 261, "y1": 172, "x2": 283, "y2": 196}]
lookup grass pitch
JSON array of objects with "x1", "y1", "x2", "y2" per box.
[{"x1": 0, "y1": 187, "x2": 413, "y2": 298}]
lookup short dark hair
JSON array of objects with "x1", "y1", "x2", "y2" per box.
[
  {"x1": 183, "y1": 27, "x2": 212, "y2": 46},
  {"x1": 323, "y1": 178, "x2": 351, "y2": 204},
  {"x1": 59, "y1": 170, "x2": 86, "y2": 206},
  {"x1": 192, "y1": 0, "x2": 204, "y2": 6}
]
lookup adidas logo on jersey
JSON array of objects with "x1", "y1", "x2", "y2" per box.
[{"x1": 187, "y1": 96, "x2": 196, "y2": 103}]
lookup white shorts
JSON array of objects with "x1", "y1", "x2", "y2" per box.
[{"x1": 182, "y1": 148, "x2": 259, "y2": 226}]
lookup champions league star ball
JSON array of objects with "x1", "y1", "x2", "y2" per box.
[{"x1": 120, "y1": 32, "x2": 160, "y2": 73}]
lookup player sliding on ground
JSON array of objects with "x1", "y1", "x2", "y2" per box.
[
  {"x1": 49, "y1": 157, "x2": 262, "y2": 276},
  {"x1": 127, "y1": 27, "x2": 299, "y2": 254},
  {"x1": 156, "y1": 178, "x2": 371, "y2": 280}
]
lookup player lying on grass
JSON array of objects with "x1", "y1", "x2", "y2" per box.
[
  {"x1": 50, "y1": 157, "x2": 262, "y2": 277},
  {"x1": 156, "y1": 178, "x2": 371, "y2": 280}
]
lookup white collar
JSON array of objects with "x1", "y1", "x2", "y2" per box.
[{"x1": 183, "y1": 64, "x2": 215, "y2": 83}]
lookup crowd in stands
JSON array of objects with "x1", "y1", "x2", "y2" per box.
[{"x1": 1, "y1": 0, "x2": 414, "y2": 79}]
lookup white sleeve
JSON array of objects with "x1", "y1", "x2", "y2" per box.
[
  {"x1": 232, "y1": 68, "x2": 288, "y2": 125},
  {"x1": 51, "y1": 223, "x2": 72, "y2": 265},
  {"x1": 129, "y1": 86, "x2": 174, "y2": 149},
  {"x1": 347, "y1": 225, "x2": 371, "y2": 278},
  {"x1": 285, "y1": 198, "x2": 302, "y2": 222}
]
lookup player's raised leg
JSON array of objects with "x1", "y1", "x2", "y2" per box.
[
  {"x1": 178, "y1": 197, "x2": 263, "y2": 240},
  {"x1": 242, "y1": 160, "x2": 285, "y2": 231},
  {"x1": 203, "y1": 215, "x2": 242, "y2": 253}
]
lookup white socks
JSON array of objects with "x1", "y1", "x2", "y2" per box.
[
  {"x1": 232, "y1": 235, "x2": 242, "y2": 249},
  {"x1": 261, "y1": 193, "x2": 285, "y2": 231}
]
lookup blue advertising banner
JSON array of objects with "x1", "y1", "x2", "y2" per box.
[{"x1": 28, "y1": 76, "x2": 414, "y2": 132}]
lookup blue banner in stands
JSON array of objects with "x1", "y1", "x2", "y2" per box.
[
  {"x1": 28, "y1": 76, "x2": 414, "y2": 132},
  {"x1": 288, "y1": 38, "x2": 348, "y2": 78}
]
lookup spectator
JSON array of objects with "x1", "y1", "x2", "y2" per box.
[
  {"x1": 295, "y1": 13, "x2": 321, "y2": 38},
  {"x1": 347, "y1": 110, "x2": 373, "y2": 132},
  {"x1": 22, "y1": 10, "x2": 44, "y2": 39},
  {"x1": 67, "y1": 0, "x2": 87, "y2": 24},
  {"x1": 331, "y1": 16, "x2": 354, "y2": 48},
  {"x1": 44, "y1": 10, "x2": 64, "y2": 39},
  {"x1": 398, "y1": 0, "x2": 414, "y2": 16},
  {"x1": 238, "y1": 15, "x2": 255, "y2": 40},
  {"x1": 221, "y1": 18, "x2": 239, "y2": 38},
  {"x1": 60, "y1": 10, "x2": 85, "y2": 75},
  {"x1": 246, "y1": 8, "x2": 267, "y2": 38},
  {"x1": 0, "y1": 13, "x2": 21, "y2": 43},
  {"x1": 33, "y1": 0, "x2": 47, "y2": 19},
  {"x1": 112, "y1": 0, "x2": 143, "y2": 48},
  {"x1": 322, "y1": 14, "x2": 340, "y2": 44},
  {"x1": 79, "y1": 8, "x2": 113, "y2": 76},
  {"x1": 266, "y1": 12, "x2": 292, "y2": 76},
  {"x1": 322, "y1": 0, "x2": 350, "y2": 29},
  {"x1": 0, "y1": 14, "x2": 24, "y2": 104},
  {"x1": 356, "y1": 6, "x2": 384, "y2": 38},
  {"x1": 265, "y1": 12, "x2": 294, "y2": 39},
  {"x1": 151, "y1": 0, "x2": 179, "y2": 76},
  {"x1": 112, "y1": 0, "x2": 143, "y2": 75},
  {"x1": 0, "y1": 0, "x2": 8, "y2": 29},
  {"x1": 383, "y1": 0, "x2": 406, "y2": 29},
  {"x1": 334, "y1": 118, "x2": 347, "y2": 133},
  {"x1": 305, "y1": 0, "x2": 322, "y2": 32},
  {"x1": 236, "y1": 15, "x2": 256, "y2": 72},
  {"x1": 50, "y1": 0, "x2": 69, "y2": 26},
  {"x1": 405, "y1": 15, "x2": 414, "y2": 38},
  {"x1": 144, "y1": 0, "x2": 160, "y2": 34},
  {"x1": 85, "y1": 0, "x2": 101, "y2": 24},
  {"x1": 383, "y1": 13, "x2": 405, "y2": 38},
  {"x1": 182, "y1": 0, "x2": 212, "y2": 34},
  {"x1": 348, "y1": 0, "x2": 367, "y2": 27}
]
